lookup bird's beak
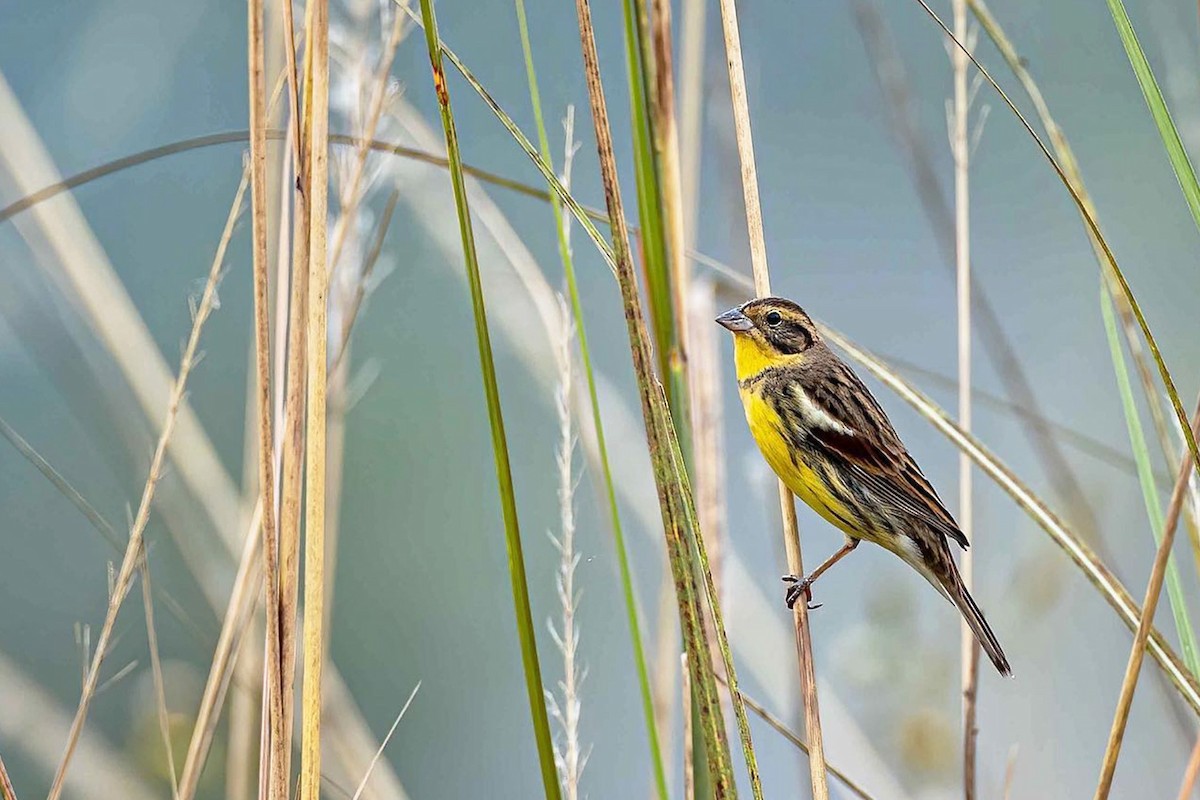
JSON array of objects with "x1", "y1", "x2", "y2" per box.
[{"x1": 715, "y1": 307, "x2": 753, "y2": 333}]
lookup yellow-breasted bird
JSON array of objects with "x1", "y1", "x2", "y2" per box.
[{"x1": 717, "y1": 297, "x2": 1012, "y2": 676}]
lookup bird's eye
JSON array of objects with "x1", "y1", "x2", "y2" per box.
[{"x1": 765, "y1": 310, "x2": 783, "y2": 327}]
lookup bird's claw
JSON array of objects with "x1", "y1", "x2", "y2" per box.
[{"x1": 782, "y1": 574, "x2": 818, "y2": 610}]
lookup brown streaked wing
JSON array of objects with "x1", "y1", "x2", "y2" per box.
[{"x1": 801, "y1": 355, "x2": 969, "y2": 549}]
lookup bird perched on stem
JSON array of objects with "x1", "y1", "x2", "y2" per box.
[{"x1": 717, "y1": 297, "x2": 1011, "y2": 676}]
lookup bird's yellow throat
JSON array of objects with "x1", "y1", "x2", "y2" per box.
[{"x1": 731, "y1": 332, "x2": 795, "y2": 382}]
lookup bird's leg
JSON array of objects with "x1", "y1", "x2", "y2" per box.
[{"x1": 783, "y1": 538, "x2": 860, "y2": 609}]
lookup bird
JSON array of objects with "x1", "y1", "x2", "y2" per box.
[{"x1": 716, "y1": 296, "x2": 1011, "y2": 676}]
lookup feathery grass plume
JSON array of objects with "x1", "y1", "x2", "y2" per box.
[
  {"x1": 46, "y1": 169, "x2": 249, "y2": 800},
  {"x1": 713, "y1": 0, "x2": 819, "y2": 794},
  {"x1": 1095, "y1": 397, "x2": 1200, "y2": 797},
  {"x1": 511, "y1": 1, "x2": 667, "y2": 793},
  {"x1": 417, "y1": 0, "x2": 562, "y2": 794},
  {"x1": 966, "y1": 0, "x2": 1200, "y2": 681},
  {"x1": 545, "y1": 295, "x2": 588, "y2": 800}
]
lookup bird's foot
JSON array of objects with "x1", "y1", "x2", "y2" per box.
[{"x1": 782, "y1": 574, "x2": 822, "y2": 611}]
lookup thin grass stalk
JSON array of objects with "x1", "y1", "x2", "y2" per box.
[
  {"x1": 677, "y1": 0, "x2": 705, "y2": 246},
  {"x1": 948, "y1": 0, "x2": 980, "y2": 794},
  {"x1": 511, "y1": 3, "x2": 668, "y2": 796},
  {"x1": 1101, "y1": 286, "x2": 1200, "y2": 677},
  {"x1": 1095, "y1": 397, "x2": 1200, "y2": 798},
  {"x1": 567, "y1": 0, "x2": 736, "y2": 793},
  {"x1": 248, "y1": 1, "x2": 288, "y2": 797},
  {"x1": 416, "y1": 0, "x2": 561, "y2": 795},
  {"x1": 822, "y1": 325, "x2": 1200, "y2": 713},
  {"x1": 349, "y1": 683, "x2": 421, "y2": 800},
  {"x1": 46, "y1": 170, "x2": 248, "y2": 800},
  {"x1": 913, "y1": 0, "x2": 1200, "y2": 615},
  {"x1": 1178, "y1": 735, "x2": 1200, "y2": 800},
  {"x1": 0, "y1": 750, "x2": 13, "y2": 800},
  {"x1": 138, "y1": 549, "x2": 180, "y2": 800},
  {"x1": 713, "y1": 0, "x2": 827, "y2": 795},
  {"x1": 1104, "y1": 0, "x2": 1200, "y2": 231},
  {"x1": 178, "y1": 502, "x2": 263, "y2": 800},
  {"x1": 299, "y1": 0, "x2": 331, "y2": 796},
  {"x1": 716, "y1": 678, "x2": 875, "y2": 800}
]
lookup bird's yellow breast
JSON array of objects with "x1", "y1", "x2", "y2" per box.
[{"x1": 738, "y1": 381, "x2": 862, "y2": 538}]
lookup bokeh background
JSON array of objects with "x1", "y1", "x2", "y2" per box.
[{"x1": 3, "y1": 0, "x2": 1200, "y2": 797}]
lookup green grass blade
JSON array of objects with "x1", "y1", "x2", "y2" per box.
[
  {"x1": 1104, "y1": 0, "x2": 1200, "y2": 233},
  {"x1": 512, "y1": 2, "x2": 670, "y2": 796},
  {"x1": 660, "y1": 389, "x2": 763, "y2": 798},
  {"x1": 417, "y1": 1, "x2": 562, "y2": 795},
  {"x1": 620, "y1": 0, "x2": 675, "y2": 379},
  {"x1": 1100, "y1": 286, "x2": 1200, "y2": 678}
]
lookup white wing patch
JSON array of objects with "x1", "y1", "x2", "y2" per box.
[{"x1": 791, "y1": 384, "x2": 855, "y2": 435}]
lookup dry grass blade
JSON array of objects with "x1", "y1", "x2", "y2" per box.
[
  {"x1": 714, "y1": 0, "x2": 824, "y2": 795},
  {"x1": 717, "y1": 678, "x2": 876, "y2": 800},
  {"x1": 178, "y1": 503, "x2": 263, "y2": 800},
  {"x1": 0, "y1": 749, "x2": 16, "y2": 800},
  {"x1": 350, "y1": 682, "x2": 421, "y2": 800},
  {"x1": 300, "y1": 0, "x2": 331, "y2": 797},
  {"x1": 416, "y1": 0, "x2": 562, "y2": 794},
  {"x1": 1178, "y1": 735, "x2": 1200, "y2": 800},
  {"x1": 247, "y1": 2, "x2": 287, "y2": 798},
  {"x1": 46, "y1": 169, "x2": 249, "y2": 800},
  {"x1": 138, "y1": 549, "x2": 180, "y2": 800},
  {"x1": 1095, "y1": 397, "x2": 1200, "y2": 798}
]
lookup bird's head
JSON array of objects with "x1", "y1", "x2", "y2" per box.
[{"x1": 715, "y1": 297, "x2": 819, "y2": 378}]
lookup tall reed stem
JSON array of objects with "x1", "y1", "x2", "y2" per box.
[
  {"x1": 713, "y1": 0, "x2": 827, "y2": 795},
  {"x1": 948, "y1": 0, "x2": 980, "y2": 794},
  {"x1": 299, "y1": 0, "x2": 330, "y2": 797}
]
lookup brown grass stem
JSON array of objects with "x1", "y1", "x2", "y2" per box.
[
  {"x1": 568, "y1": 0, "x2": 737, "y2": 793},
  {"x1": 46, "y1": 169, "x2": 249, "y2": 800},
  {"x1": 1094, "y1": 396, "x2": 1200, "y2": 798},
  {"x1": 714, "y1": 0, "x2": 827, "y2": 795},
  {"x1": 248, "y1": 1, "x2": 287, "y2": 797},
  {"x1": 300, "y1": 0, "x2": 331, "y2": 797},
  {"x1": 1177, "y1": 735, "x2": 1200, "y2": 800},
  {"x1": 0, "y1": 751, "x2": 13, "y2": 800}
]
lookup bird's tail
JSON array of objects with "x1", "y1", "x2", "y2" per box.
[{"x1": 947, "y1": 573, "x2": 1012, "y2": 677}]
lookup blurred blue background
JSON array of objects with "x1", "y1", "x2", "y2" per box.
[{"x1": 2, "y1": 0, "x2": 1200, "y2": 797}]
